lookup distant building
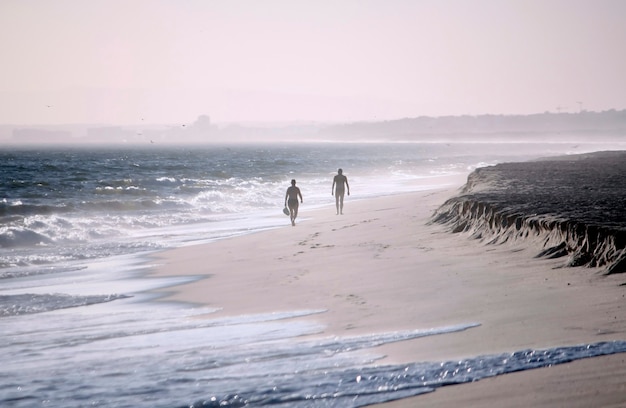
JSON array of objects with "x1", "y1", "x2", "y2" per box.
[
  {"x1": 87, "y1": 126, "x2": 136, "y2": 143},
  {"x1": 13, "y1": 128, "x2": 73, "y2": 144}
]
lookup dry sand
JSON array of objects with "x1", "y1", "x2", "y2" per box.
[{"x1": 149, "y1": 177, "x2": 626, "y2": 407}]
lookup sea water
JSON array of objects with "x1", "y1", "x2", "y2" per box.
[{"x1": 1, "y1": 141, "x2": 625, "y2": 407}]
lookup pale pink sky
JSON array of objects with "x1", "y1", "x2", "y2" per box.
[{"x1": 1, "y1": 0, "x2": 625, "y2": 125}]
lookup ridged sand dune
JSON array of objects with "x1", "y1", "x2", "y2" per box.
[{"x1": 432, "y1": 151, "x2": 626, "y2": 275}]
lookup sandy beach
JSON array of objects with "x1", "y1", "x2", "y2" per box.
[{"x1": 149, "y1": 173, "x2": 626, "y2": 407}]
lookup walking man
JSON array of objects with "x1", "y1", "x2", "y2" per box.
[
  {"x1": 332, "y1": 168, "x2": 350, "y2": 215},
  {"x1": 285, "y1": 179, "x2": 303, "y2": 226}
]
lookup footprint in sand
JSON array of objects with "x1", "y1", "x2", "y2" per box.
[
  {"x1": 310, "y1": 243, "x2": 335, "y2": 249},
  {"x1": 346, "y1": 293, "x2": 366, "y2": 306},
  {"x1": 299, "y1": 232, "x2": 321, "y2": 246},
  {"x1": 332, "y1": 219, "x2": 379, "y2": 231}
]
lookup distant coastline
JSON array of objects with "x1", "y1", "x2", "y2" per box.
[{"x1": 1, "y1": 109, "x2": 625, "y2": 145}]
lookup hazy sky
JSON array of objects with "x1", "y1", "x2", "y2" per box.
[{"x1": 1, "y1": 0, "x2": 625, "y2": 125}]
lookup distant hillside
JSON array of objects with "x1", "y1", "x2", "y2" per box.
[
  {"x1": 1, "y1": 110, "x2": 625, "y2": 145},
  {"x1": 317, "y1": 110, "x2": 626, "y2": 142}
]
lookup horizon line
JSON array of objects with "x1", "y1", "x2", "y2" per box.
[{"x1": 1, "y1": 108, "x2": 625, "y2": 128}]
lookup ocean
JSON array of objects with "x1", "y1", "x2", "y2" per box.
[{"x1": 2, "y1": 141, "x2": 626, "y2": 407}]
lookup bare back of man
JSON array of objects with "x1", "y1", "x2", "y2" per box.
[{"x1": 331, "y1": 169, "x2": 350, "y2": 215}]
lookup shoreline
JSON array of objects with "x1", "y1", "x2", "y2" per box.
[{"x1": 148, "y1": 167, "x2": 626, "y2": 406}]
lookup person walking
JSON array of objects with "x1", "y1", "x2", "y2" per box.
[
  {"x1": 332, "y1": 168, "x2": 350, "y2": 215},
  {"x1": 285, "y1": 179, "x2": 303, "y2": 226}
]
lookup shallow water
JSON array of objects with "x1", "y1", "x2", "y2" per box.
[{"x1": 3, "y1": 299, "x2": 625, "y2": 407}]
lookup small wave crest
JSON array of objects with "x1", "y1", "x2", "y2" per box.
[
  {"x1": 0, "y1": 227, "x2": 53, "y2": 248},
  {"x1": 185, "y1": 340, "x2": 626, "y2": 407},
  {"x1": 0, "y1": 293, "x2": 131, "y2": 317},
  {"x1": 0, "y1": 201, "x2": 75, "y2": 218},
  {"x1": 0, "y1": 265, "x2": 87, "y2": 279},
  {"x1": 0, "y1": 214, "x2": 116, "y2": 250}
]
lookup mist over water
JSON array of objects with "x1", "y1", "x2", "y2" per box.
[{"x1": 2, "y1": 140, "x2": 626, "y2": 406}]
